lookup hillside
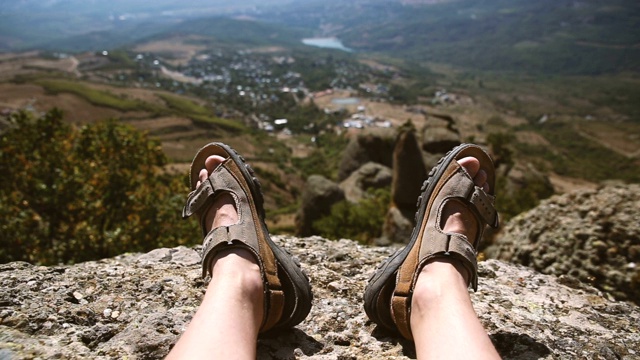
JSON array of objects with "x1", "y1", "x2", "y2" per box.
[
  {"x1": 1, "y1": 2, "x2": 639, "y2": 268},
  {"x1": 0, "y1": 0, "x2": 294, "y2": 51},
  {"x1": 3, "y1": 0, "x2": 640, "y2": 76},
  {"x1": 1, "y1": 25, "x2": 639, "y2": 220},
  {"x1": 262, "y1": 0, "x2": 640, "y2": 75}
]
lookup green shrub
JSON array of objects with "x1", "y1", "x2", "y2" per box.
[
  {"x1": 486, "y1": 130, "x2": 555, "y2": 221},
  {"x1": 157, "y1": 93, "x2": 211, "y2": 116},
  {"x1": 494, "y1": 175, "x2": 554, "y2": 222},
  {"x1": 487, "y1": 131, "x2": 515, "y2": 169},
  {"x1": 314, "y1": 188, "x2": 391, "y2": 244},
  {"x1": 0, "y1": 109, "x2": 197, "y2": 265},
  {"x1": 35, "y1": 79, "x2": 156, "y2": 112},
  {"x1": 292, "y1": 132, "x2": 349, "y2": 181}
]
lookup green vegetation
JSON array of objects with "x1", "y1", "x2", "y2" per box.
[
  {"x1": 35, "y1": 78, "x2": 158, "y2": 113},
  {"x1": 495, "y1": 174, "x2": 555, "y2": 223},
  {"x1": 104, "y1": 49, "x2": 136, "y2": 69},
  {"x1": 157, "y1": 93, "x2": 211, "y2": 116},
  {"x1": 0, "y1": 109, "x2": 197, "y2": 265},
  {"x1": 292, "y1": 132, "x2": 350, "y2": 181},
  {"x1": 515, "y1": 120, "x2": 640, "y2": 183},
  {"x1": 157, "y1": 93, "x2": 246, "y2": 132},
  {"x1": 190, "y1": 115, "x2": 247, "y2": 133},
  {"x1": 487, "y1": 131, "x2": 554, "y2": 222},
  {"x1": 487, "y1": 132, "x2": 515, "y2": 169},
  {"x1": 314, "y1": 188, "x2": 391, "y2": 244},
  {"x1": 162, "y1": 17, "x2": 311, "y2": 47},
  {"x1": 334, "y1": 0, "x2": 640, "y2": 75}
]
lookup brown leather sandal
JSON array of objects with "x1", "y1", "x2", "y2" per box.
[
  {"x1": 182, "y1": 142, "x2": 312, "y2": 333},
  {"x1": 363, "y1": 143, "x2": 499, "y2": 340}
]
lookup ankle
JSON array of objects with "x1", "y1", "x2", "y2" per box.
[
  {"x1": 209, "y1": 249, "x2": 263, "y2": 297},
  {"x1": 413, "y1": 259, "x2": 469, "y2": 305}
]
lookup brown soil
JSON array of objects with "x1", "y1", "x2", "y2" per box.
[
  {"x1": 0, "y1": 83, "x2": 122, "y2": 123},
  {"x1": 133, "y1": 36, "x2": 208, "y2": 66},
  {"x1": 311, "y1": 89, "x2": 427, "y2": 128},
  {"x1": 516, "y1": 130, "x2": 551, "y2": 146},
  {"x1": 576, "y1": 121, "x2": 640, "y2": 158},
  {"x1": 548, "y1": 172, "x2": 598, "y2": 194}
]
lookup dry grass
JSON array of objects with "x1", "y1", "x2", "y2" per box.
[
  {"x1": 576, "y1": 121, "x2": 640, "y2": 158},
  {"x1": 133, "y1": 35, "x2": 208, "y2": 66},
  {"x1": 0, "y1": 83, "x2": 123, "y2": 123},
  {"x1": 515, "y1": 131, "x2": 551, "y2": 147},
  {"x1": 548, "y1": 172, "x2": 598, "y2": 194}
]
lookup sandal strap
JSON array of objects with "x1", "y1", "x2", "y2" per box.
[
  {"x1": 470, "y1": 186, "x2": 499, "y2": 229},
  {"x1": 392, "y1": 163, "x2": 498, "y2": 339}
]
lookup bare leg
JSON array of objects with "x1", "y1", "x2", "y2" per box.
[
  {"x1": 166, "y1": 156, "x2": 264, "y2": 360},
  {"x1": 410, "y1": 157, "x2": 501, "y2": 360}
]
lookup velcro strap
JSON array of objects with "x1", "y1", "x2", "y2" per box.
[
  {"x1": 418, "y1": 232, "x2": 478, "y2": 289},
  {"x1": 391, "y1": 295, "x2": 413, "y2": 340},
  {"x1": 446, "y1": 233, "x2": 479, "y2": 291},
  {"x1": 469, "y1": 187, "x2": 498, "y2": 228},
  {"x1": 201, "y1": 225, "x2": 252, "y2": 278},
  {"x1": 182, "y1": 180, "x2": 215, "y2": 219},
  {"x1": 261, "y1": 289, "x2": 285, "y2": 332},
  {"x1": 441, "y1": 168, "x2": 498, "y2": 229}
]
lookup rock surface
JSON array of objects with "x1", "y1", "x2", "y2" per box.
[
  {"x1": 337, "y1": 128, "x2": 395, "y2": 181},
  {"x1": 487, "y1": 184, "x2": 640, "y2": 305},
  {"x1": 380, "y1": 205, "x2": 415, "y2": 244},
  {"x1": 1, "y1": 236, "x2": 639, "y2": 359},
  {"x1": 295, "y1": 175, "x2": 345, "y2": 237},
  {"x1": 339, "y1": 162, "x2": 392, "y2": 203},
  {"x1": 421, "y1": 115, "x2": 460, "y2": 154},
  {"x1": 390, "y1": 127, "x2": 426, "y2": 209},
  {"x1": 380, "y1": 127, "x2": 426, "y2": 244}
]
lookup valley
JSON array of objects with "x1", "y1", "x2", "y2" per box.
[{"x1": 1, "y1": 2, "x2": 639, "y2": 240}]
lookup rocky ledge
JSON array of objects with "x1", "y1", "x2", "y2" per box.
[
  {"x1": 1, "y1": 235, "x2": 639, "y2": 359},
  {"x1": 488, "y1": 184, "x2": 640, "y2": 305}
]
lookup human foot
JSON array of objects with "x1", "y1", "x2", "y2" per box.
[
  {"x1": 409, "y1": 156, "x2": 501, "y2": 360},
  {"x1": 197, "y1": 155, "x2": 239, "y2": 232},
  {"x1": 183, "y1": 142, "x2": 312, "y2": 333},
  {"x1": 428, "y1": 156, "x2": 490, "y2": 283},
  {"x1": 363, "y1": 144, "x2": 498, "y2": 340},
  {"x1": 195, "y1": 154, "x2": 260, "y2": 278}
]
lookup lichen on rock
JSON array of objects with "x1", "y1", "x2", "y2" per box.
[
  {"x1": 488, "y1": 184, "x2": 640, "y2": 305},
  {"x1": 1, "y1": 235, "x2": 639, "y2": 359}
]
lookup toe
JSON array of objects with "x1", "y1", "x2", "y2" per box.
[
  {"x1": 457, "y1": 157, "x2": 480, "y2": 178},
  {"x1": 205, "y1": 155, "x2": 226, "y2": 173},
  {"x1": 458, "y1": 157, "x2": 490, "y2": 193},
  {"x1": 196, "y1": 155, "x2": 227, "y2": 187},
  {"x1": 197, "y1": 168, "x2": 208, "y2": 187},
  {"x1": 474, "y1": 169, "x2": 488, "y2": 188}
]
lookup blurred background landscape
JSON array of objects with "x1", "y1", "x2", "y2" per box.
[{"x1": 1, "y1": 0, "x2": 639, "y2": 265}]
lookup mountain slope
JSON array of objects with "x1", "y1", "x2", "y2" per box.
[{"x1": 262, "y1": 0, "x2": 640, "y2": 74}]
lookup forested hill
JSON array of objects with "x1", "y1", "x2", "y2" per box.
[
  {"x1": 261, "y1": 0, "x2": 640, "y2": 75},
  {"x1": 2, "y1": 0, "x2": 638, "y2": 75}
]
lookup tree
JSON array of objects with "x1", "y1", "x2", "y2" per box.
[{"x1": 0, "y1": 109, "x2": 197, "y2": 265}]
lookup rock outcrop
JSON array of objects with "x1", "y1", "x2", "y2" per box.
[
  {"x1": 339, "y1": 162, "x2": 392, "y2": 203},
  {"x1": 337, "y1": 128, "x2": 395, "y2": 181},
  {"x1": 1, "y1": 236, "x2": 639, "y2": 359},
  {"x1": 381, "y1": 126, "x2": 427, "y2": 244},
  {"x1": 487, "y1": 184, "x2": 640, "y2": 305},
  {"x1": 421, "y1": 114, "x2": 460, "y2": 154},
  {"x1": 295, "y1": 175, "x2": 345, "y2": 237},
  {"x1": 390, "y1": 126, "x2": 426, "y2": 209}
]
